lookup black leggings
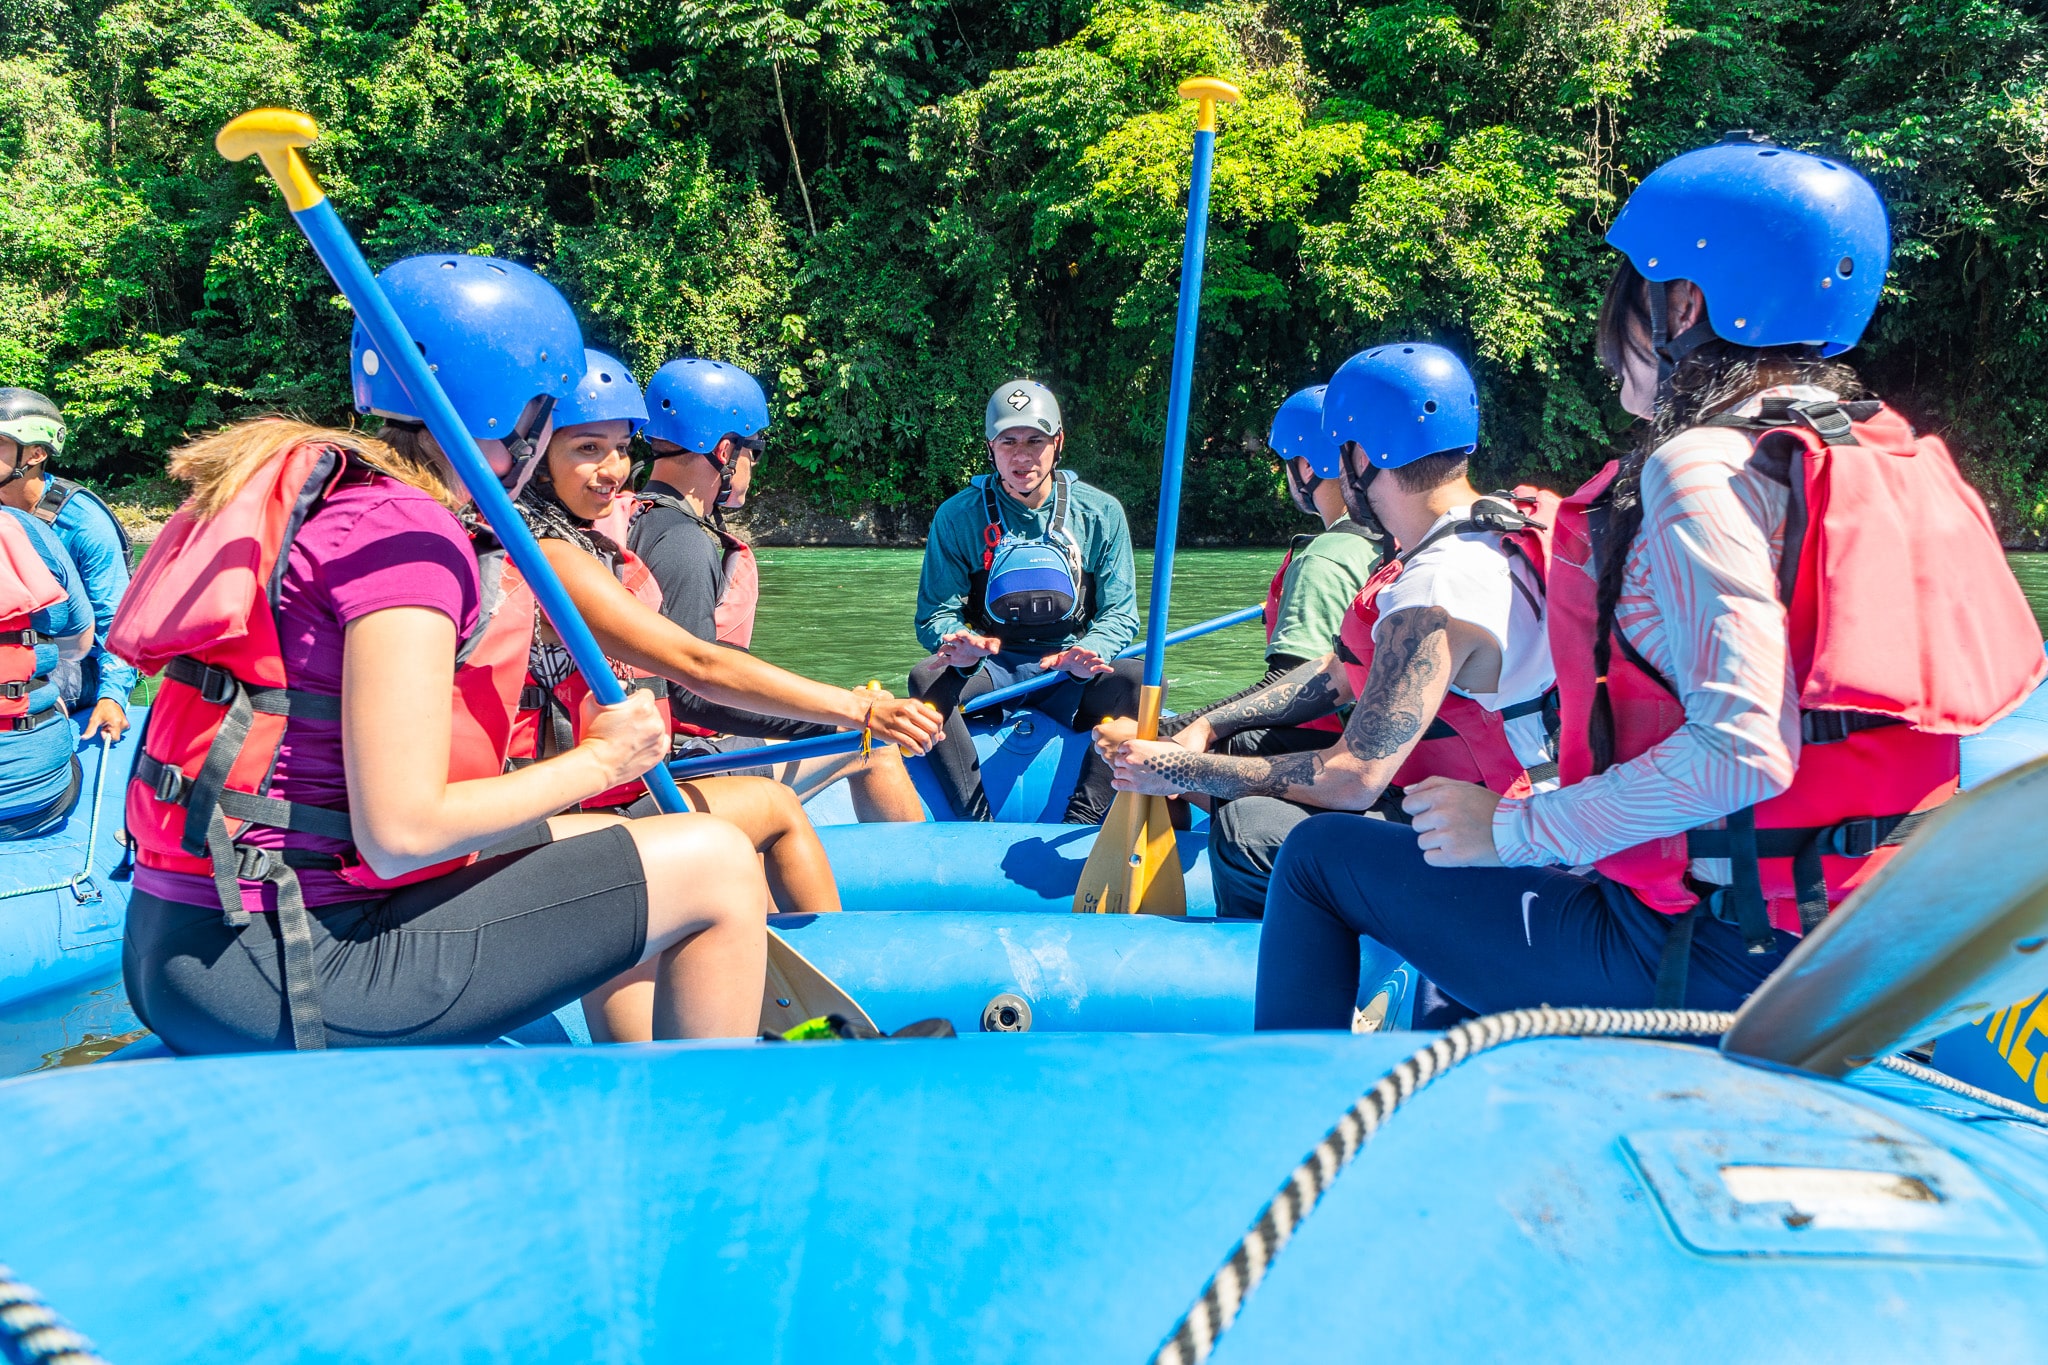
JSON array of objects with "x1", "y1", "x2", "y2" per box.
[
  {"x1": 123, "y1": 823, "x2": 648, "y2": 1053},
  {"x1": 908, "y1": 656, "x2": 1143, "y2": 823}
]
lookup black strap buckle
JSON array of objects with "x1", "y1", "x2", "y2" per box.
[
  {"x1": 519, "y1": 685, "x2": 548, "y2": 712},
  {"x1": 7, "y1": 714, "x2": 37, "y2": 732},
  {"x1": 233, "y1": 844, "x2": 277, "y2": 881},
  {"x1": 1826, "y1": 818, "x2": 1884, "y2": 859},
  {"x1": 1, "y1": 629, "x2": 33, "y2": 647},
  {"x1": 0, "y1": 680, "x2": 28, "y2": 699},
  {"x1": 153, "y1": 761, "x2": 189, "y2": 805},
  {"x1": 195, "y1": 663, "x2": 241, "y2": 707},
  {"x1": 1792, "y1": 400, "x2": 1856, "y2": 445}
]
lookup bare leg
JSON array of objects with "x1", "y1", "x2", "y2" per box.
[
  {"x1": 560, "y1": 811, "x2": 768, "y2": 1042},
  {"x1": 679, "y1": 775, "x2": 843, "y2": 914},
  {"x1": 783, "y1": 746, "x2": 925, "y2": 823}
]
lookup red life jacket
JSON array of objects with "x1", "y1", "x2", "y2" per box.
[
  {"x1": 510, "y1": 539, "x2": 673, "y2": 806},
  {"x1": 1548, "y1": 398, "x2": 2048, "y2": 948},
  {"x1": 601, "y1": 489, "x2": 759, "y2": 736},
  {"x1": 0, "y1": 513, "x2": 66, "y2": 731},
  {"x1": 1333, "y1": 490, "x2": 1560, "y2": 798},
  {"x1": 1263, "y1": 521, "x2": 1381, "y2": 735},
  {"x1": 598, "y1": 489, "x2": 758, "y2": 650},
  {"x1": 108, "y1": 438, "x2": 536, "y2": 1047}
]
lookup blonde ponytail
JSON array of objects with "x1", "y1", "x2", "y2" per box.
[{"x1": 166, "y1": 417, "x2": 460, "y2": 517}]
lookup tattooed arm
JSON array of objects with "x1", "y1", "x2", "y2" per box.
[
  {"x1": 1110, "y1": 607, "x2": 1488, "y2": 809},
  {"x1": 1094, "y1": 651, "x2": 1347, "y2": 760}
]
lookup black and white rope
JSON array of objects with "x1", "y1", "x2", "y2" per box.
[
  {"x1": 1878, "y1": 1054, "x2": 2048, "y2": 1124},
  {"x1": 1150, "y1": 1006, "x2": 1735, "y2": 1365},
  {"x1": 0, "y1": 1264, "x2": 107, "y2": 1364}
]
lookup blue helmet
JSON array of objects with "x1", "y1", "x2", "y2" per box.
[
  {"x1": 1606, "y1": 138, "x2": 1889, "y2": 356},
  {"x1": 351, "y1": 255, "x2": 584, "y2": 440},
  {"x1": 643, "y1": 358, "x2": 769, "y2": 461},
  {"x1": 554, "y1": 349, "x2": 648, "y2": 433},
  {"x1": 1269, "y1": 386, "x2": 1342, "y2": 478},
  {"x1": 1322, "y1": 343, "x2": 1479, "y2": 469}
]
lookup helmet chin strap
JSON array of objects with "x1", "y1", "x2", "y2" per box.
[
  {"x1": 1339, "y1": 457, "x2": 1390, "y2": 541},
  {"x1": 0, "y1": 448, "x2": 45, "y2": 490},
  {"x1": 1646, "y1": 281, "x2": 1718, "y2": 413},
  {"x1": 499, "y1": 395, "x2": 558, "y2": 496},
  {"x1": 1284, "y1": 460, "x2": 1322, "y2": 517}
]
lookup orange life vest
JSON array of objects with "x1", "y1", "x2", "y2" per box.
[
  {"x1": 1333, "y1": 490, "x2": 1560, "y2": 798},
  {"x1": 1548, "y1": 399, "x2": 2048, "y2": 949},
  {"x1": 509, "y1": 538, "x2": 673, "y2": 807},
  {"x1": 596, "y1": 489, "x2": 758, "y2": 649},
  {"x1": 107, "y1": 438, "x2": 536, "y2": 1047},
  {"x1": 0, "y1": 512, "x2": 66, "y2": 731}
]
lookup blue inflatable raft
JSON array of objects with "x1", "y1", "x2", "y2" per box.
[{"x1": 5, "y1": 1027, "x2": 2048, "y2": 1360}]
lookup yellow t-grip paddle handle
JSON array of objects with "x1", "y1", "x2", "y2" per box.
[
  {"x1": 1177, "y1": 77, "x2": 1242, "y2": 133},
  {"x1": 215, "y1": 109, "x2": 327, "y2": 213}
]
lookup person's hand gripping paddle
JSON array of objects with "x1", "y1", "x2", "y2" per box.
[
  {"x1": 1073, "y1": 77, "x2": 1240, "y2": 916},
  {"x1": 214, "y1": 109, "x2": 873, "y2": 1035}
]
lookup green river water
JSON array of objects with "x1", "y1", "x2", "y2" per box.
[{"x1": 753, "y1": 547, "x2": 2048, "y2": 712}]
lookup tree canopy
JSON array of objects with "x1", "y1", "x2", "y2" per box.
[{"x1": 4, "y1": 0, "x2": 2045, "y2": 540}]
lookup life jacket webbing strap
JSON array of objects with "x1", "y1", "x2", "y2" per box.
[
  {"x1": 134, "y1": 754, "x2": 355, "y2": 842},
  {"x1": 1802, "y1": 709, "x2": 1905, "y2": 745},
  {"x1": 1685, "y1": 806, "x2": 1937, "y2": 943},
  {"x1": 979, "y1": 477, "x2": 1003, "y2": 571},
  {"x1": 30, "y1": 476, "x2": 73, "y2": 526},
  {"x1": 6, "y1": 705, "x2": 65, "y2": 733},
  {"x1": 200, "y1": 805, "x2": 328, "y2": 1049},
  {"x1": 162, "y1": 657, "x2": 342, "y2": 721},
  {"x1": 1651, "y1": 902, "x2": 1706, "y2": 1008}
]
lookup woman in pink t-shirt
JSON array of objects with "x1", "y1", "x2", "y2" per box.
[{"x1": 122, "y1": 256, "x2": 771, "y2": 1052}]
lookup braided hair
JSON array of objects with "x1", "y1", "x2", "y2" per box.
[{"x1": 1585, "y1": 260, "x2": 1865, "y2": 772}]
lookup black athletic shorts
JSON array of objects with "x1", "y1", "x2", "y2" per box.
[{"x1": 123, "y1": 822, "x2": 649, "y2": 1054}]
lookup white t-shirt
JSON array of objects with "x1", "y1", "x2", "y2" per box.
[{"x1": 1371, "y1": 506, "x2": 1557, "y2": 778}]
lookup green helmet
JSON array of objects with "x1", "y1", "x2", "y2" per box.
[{"x1": 0, "y1": 388, "x2": 65, "y2": 460}]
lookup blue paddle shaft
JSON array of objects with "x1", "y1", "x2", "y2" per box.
[
  {"x1": 291, "y1": 202, "x2": 690, "y2": 815},
  {"x1": 1143, "y1": 125, "x2": 1220, "y2": 692},
  {"x1": 964, "y1": 602, "x2": 1263, "y2": 714},
  {"x1": 668, "y1": 728, "x2": 868, "y2": 781}
]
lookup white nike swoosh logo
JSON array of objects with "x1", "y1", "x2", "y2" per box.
[{"x1": 1522, "y1": 891, "x2": 1538, "y2": 947}]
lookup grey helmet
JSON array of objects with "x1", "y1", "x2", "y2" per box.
[
  {"x1": 0, "y1": 388, "x2": 65, "y2": 461},
  {"x1": 985, "y1": 379, "x2": 1062, "y2": 441}
]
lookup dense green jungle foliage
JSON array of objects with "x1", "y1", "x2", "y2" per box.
[{"x1": 3, "y1": 0, "x2": 2045, "y2": 540}]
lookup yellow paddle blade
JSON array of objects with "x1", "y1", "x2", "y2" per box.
[
  {"x1": 1075, "y1": 790, "x2": 1188, "y2": 914},
  {"x1": 1074, "y1": 682, "x2": 1188, "y2": 915},
  {"x1": 760, "y1": 927, "x2": 878, "y2": 1036}
]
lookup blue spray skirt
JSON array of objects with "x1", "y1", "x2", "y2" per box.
[{"x1": 4, "y1": 1030, "x2": 2048, "y2": 1360}]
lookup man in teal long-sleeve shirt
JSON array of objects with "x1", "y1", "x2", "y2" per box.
[{"x1": 910, "y1": 379, "x2": 1142, "y2": 823}]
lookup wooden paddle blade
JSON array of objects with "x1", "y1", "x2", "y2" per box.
[
  {"x1": 760, "y1": 927, "x2": 878, "y2": 1036},
  {"x1": 1072, "y1": 792, "x2": 1187, "y2": 915},
  {"x1": 1074, "y1": 789, "x2": 1142, "y2": 914},
  {"x1": 1133, "y1": 795, "x2": 1188, "y2": 916},
  {"x1": 1074, "y1": 683, "x2": 1186, "y2": 914},
  {"x1": 1721, "y1": 754, "x2": 2048, "y2": 1077}
]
